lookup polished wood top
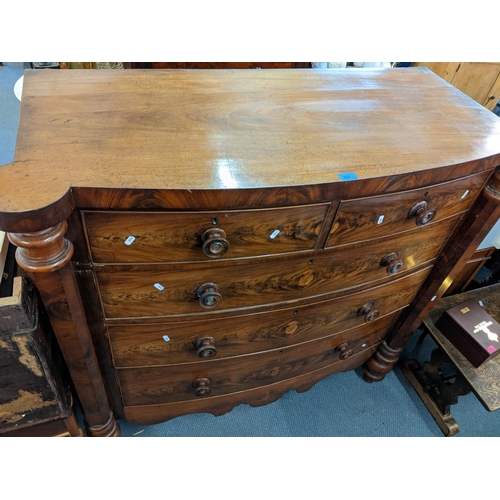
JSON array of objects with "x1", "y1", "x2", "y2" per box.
[{"x1": 2, "y1": 67, "x2": 500, "y2": 231}]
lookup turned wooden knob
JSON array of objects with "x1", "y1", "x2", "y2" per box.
[
  {"x1": 380, "y1": 252, "x2": 404, "y2": 275},
  {"x1": 335, "y1": 342, "x2": 353, "y2": 360},
  {"x1": 196, "y1": 283, "x2": 222, "y2": 308},
  {"x1": 408, "y1": 200, "x2": 436, "y2": 227},
  {"x1": 194, "y1": 336, "x2": 218, "y2": 358},
  {"x1": 358, "y1": 302, "x2": 380, "y2": 323},
  {"x1": 193, "y1": 377, "x2": 211, "y2": 397},
  {"x1": 201, "y1": 228, "x2": 230, "y2": 258}
]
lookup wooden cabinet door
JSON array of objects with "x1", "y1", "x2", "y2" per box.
[{"x1": 413, "y1": 62, "x2": 500, "y2": 110}]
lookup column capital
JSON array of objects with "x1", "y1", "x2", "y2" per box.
[{"x1": 8, "y1": 221, "x2": 74, "y2": 273}]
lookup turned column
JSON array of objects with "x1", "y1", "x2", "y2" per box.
[
  {"x1": 8, "y1": 221, "x2": 120, "y2": 436},
  {"x1": 363, "y1": 167, "x2": 500, "y2": 383}
]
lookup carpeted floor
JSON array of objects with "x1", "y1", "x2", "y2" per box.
[{"x1": 2, "y1": 61, "x2": 500, "y2": 437}]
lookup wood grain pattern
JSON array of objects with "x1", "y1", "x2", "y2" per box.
[
  {"x1": 122, "y1": 345, "x2": 377, "y2": 425},
  {"x1": 327, "y1": 171, "x2": 489, "y2": 247},
  {"x1": 413, "y1": 62, "x2": 500, "y2": 110},
  {"x1": 4, "y1": 68, "x2": 500, "y2": 430},
  {"x1": 96, "y1": 215, "x2": 460, "y2": 319},
  {"x1": 385, "y1": 168, "x2": 500, "y2": 351},
  {"x1": 117, "y1": 313, "x2": 395, "y2": 406},
  {"x1": 108, "y1": 267, "x2": 429, "y2": 367},
  {"x1": 7, "y1": 225, "x2": 119, "y2": 434},
  {"x1": 82, "y1": 203, "x2": 329, "y2": 263},
  {"x1": 2, "y1": 68, "x2": 500, "y2": 232}
]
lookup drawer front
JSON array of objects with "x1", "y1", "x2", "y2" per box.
[
  {"x1": 96, "y1": 214, "x2": 459, "y2": 319},
  {"x1": 82, "y1": 204, "x2": 329, "y2": 263},
  {"x1": 327, "y1": 172, "x2": 488, "y2": 247},
  {"x1": 109, "y1": 267, "x2": 430, "y2": 367},
  {"x1": 117, "y1": 312, "x2": 396, "y2": 406}
]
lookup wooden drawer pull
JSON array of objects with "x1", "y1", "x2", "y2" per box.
[
  {"x1": 380, "y1": 252, "x2": 404, "y2": 275},
  {"x1": 335, "y1": 342, "x2": 353, "y2": 360},
  {"x1": 193, "y1": 377, "x2": 211, "y2": 397},
  {"x1": 196, "y1": 283, "x2": 222, "y2": 308},
  {"x1": 408, "y1": 201, "x2": 436, "y2": 227},
  {"x1": 202, "y1": 228, "x2": 230, "y2": 258},
  {"x1": 194, "y1": 336, "x2": 218, "y2": 358},
  {"x1": 358, "y1": 302, "x2": 380, "y2": 323}
]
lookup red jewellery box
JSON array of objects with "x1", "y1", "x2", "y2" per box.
[{"x1": 436, "y1": 299, "x2": 500, "y2": 368}]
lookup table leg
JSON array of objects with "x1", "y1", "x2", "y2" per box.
[{"x1": 401, "y1": 347, "x2": 472, "y2": 436}]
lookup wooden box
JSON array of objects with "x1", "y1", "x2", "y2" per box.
[
  {"x1": 0, "y1": 276, "x2": 82, "y2": 437},
  {"x1": 436, "y1": 299, "x2": 500, "y2": 368}
]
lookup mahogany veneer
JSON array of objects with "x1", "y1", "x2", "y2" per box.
[{"x1": 2, "y1": 68, "x2": 500, "y2": 435}]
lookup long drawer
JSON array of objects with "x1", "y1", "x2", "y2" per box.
[
  {"x1": 117, "y1": 312, "x2": 396, "y2": 406},
  {"x1": 82, "y1": 203, "x2": 330, "y2": 263},
  {"x1": 327, "y1": 171, "x2": 488, "y2": 247},
  {"x1": 108, "y1": 267, "x2": 429, "y2": 367},
  {"x1": 96, "y1": 214, "x2": 460, "y2": 319},
  {"x1": 122, "y1": 345, "x2": 379, "y2": 425}
]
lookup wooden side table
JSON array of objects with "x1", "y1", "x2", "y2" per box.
[{"x1": 402, "y1": 283, "x2": 500, "y2": 436}]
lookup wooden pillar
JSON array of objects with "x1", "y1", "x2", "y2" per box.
[
  {"x1": 8, "y1": 221, "x2": 120, "y2": 436},
  {"x1": 363, "y1": 168, "x2": 500, "y2": 383}
]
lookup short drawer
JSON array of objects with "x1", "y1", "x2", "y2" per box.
[
  {"x1": 117, "y1": 312, "x2": 396, "y2": 406},
  {"x1": 108, "y1": 267, "x2": 429, "y2": 367},
  {"x1": 96, "y1": 214, "x2": 459, "y2": 319},
  {"x1": 327, "y1": 171, "x2": 488, "y2": 247},
  {"x1": 82, "y1": 204, "x2": 329, "y2": 263}
]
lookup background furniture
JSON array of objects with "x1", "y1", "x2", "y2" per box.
[
  {"x1": 0, "y1": 276, "x2": 83, "y2": 437},
  {"x1": 412, "y1": 62, "x2": 500, "y2": 111},
  {"x1": 403, "y1": 283, "x2": 500, "y2": 436},
  {"x1": 1, "y1": 68, "x2": 500, "y2": 435},
  {"x1": 124, "y1": 62, "x2": 310, "y2": 69}
]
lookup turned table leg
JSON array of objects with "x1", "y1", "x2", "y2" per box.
[
  {"x1": 8, "y1": 221, "x2": 120, "y2": 436},
  {"x1": 363, "y1": 167, "x2": 500, "y2": 383}
]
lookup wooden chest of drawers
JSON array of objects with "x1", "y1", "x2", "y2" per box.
[{"x1": 2, "y1": 68, "x2": 500, "y2": 435}]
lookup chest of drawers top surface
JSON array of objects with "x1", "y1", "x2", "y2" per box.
[{"x1": 2, "y1": 67, "x2": 500, "y2": 233}]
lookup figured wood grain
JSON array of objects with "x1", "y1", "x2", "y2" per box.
[
  {"x1": 385, "y1": 169, "x2": 500, "y2": 351},
  {"x1": 2, "y1": 68, "x2": 500, "y2": 232},
  {"x1": 327, "y1": 171, "x2": 489, "y2": 247},
  {"x1": 82, "y1": 204, "x2": 329, "y2": 263},
  {"x1": 122, "y1": 344, "x2": 377, "y2": 425},
  {"x1": 117, "y1": 313, "x2": 395, "y2": 406},
  {"x1": 96, "y1": 215, "x2": 459, "y2": 319},
  {"x1": 67, "y1": 210, "x2": 125, "y2": 419},
  {"x1": 108, "y1": 267, "x2": 429, "y2": 367}
]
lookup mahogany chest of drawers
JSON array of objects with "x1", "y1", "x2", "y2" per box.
[{"x1": 2, "y1": 68, "x2": 500, "y2": 436}]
